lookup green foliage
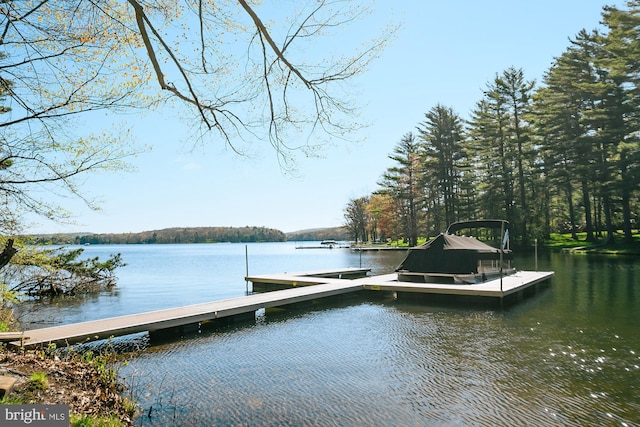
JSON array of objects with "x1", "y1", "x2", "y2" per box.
[
  {"x1": 286, "y1": 227, "x2": 349, "y2": 241},
  {"x1": 417, "y1": 104, "x2": 467, "y2": 228},
  {"x1": 376, "y1": 133, "x2": 422, "y2": 246},
  {"x1": 385, "y1": 237, "x2": 428, "y2": 247},
  {"x1": 30, "y1": 226, "x2": 286, "y2": 245},
  {"x1": 0, "y1": 284, "x2": 19, "y2": 304},
  {"x1": 45, "y1": 343, "x2": 58, "y2": 356},
  {"x1": 28, "y1": 372, "x2": 49, "y2": 391},
  {"x1": 79, "y1": 349, "x2": 119, "y2": 387},
  {"x1": 547, "y1": 232, "x2": 640, "y2": 254},
  {"x1": 1, "y1": 0, "x2": 392, "y2": 188},
  {"x1": 122, "y1": 398, "x2": 136, "y2": 418},
  {"x1": 70, "y1": 414, "x2": 126, "y2": 427},
  {"x1": 0, "y1": 395, "x2": 23, "y2": 404},
  {"x1": 0, "y1": 279, "x2": 18, "y2": 330},
  {"x1": 546, "y1": 233, "x2": 597, "y2": 249},
  {"x1": 2, "y1": 241, "x2": 125, "y2": 297}
]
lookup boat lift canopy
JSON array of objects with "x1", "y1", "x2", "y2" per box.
[{"x1": 395, "y1": 233, "x2": 512, "y2": 275}]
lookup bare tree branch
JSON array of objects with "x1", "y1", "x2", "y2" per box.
[
  {"x1": 0, "y1": 0, "x2": 394, "y2": 229},
  {"x1": 238, "y1": 0, "x2": 312, "y2": 90}
]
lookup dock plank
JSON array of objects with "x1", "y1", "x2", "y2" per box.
[{"x1": 0, "y1": 332, "x2": 29, "y2": 343}]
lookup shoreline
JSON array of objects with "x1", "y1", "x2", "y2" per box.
[{"x1": 1, "y1": 348, "x2": 135, "y2": 426}]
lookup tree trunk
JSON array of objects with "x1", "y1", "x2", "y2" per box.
[
  {"x1": 0, "y1": 239, "x2": 18, "y2": 271},
  {"x1": 581, "y1": 179, "x2": 595, "y2": 242},
  {"x1": 603, "y1": 194, "x2": 615, "y2": 244},
  {"x1": 565, "y1": 183, "x2": 578, "y2": 240},
  {"x1": 621, "y1": 163, "x2": 633, "y2": 243}
]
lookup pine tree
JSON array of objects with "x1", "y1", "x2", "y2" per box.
[
  {"x1": 416, "y1": 104, "x2": 465, "y2": 226},
  {"x1": 467, "y1": 89, "x2": 515, "y2": 232},
  {"x1": 532, "y1": 35, "x2": 598, "y2": 241},
  {"x1": 378, "y1": 133, "x2": 422, "y2": 246},
  {"x1": 600, "y1": 3, "x2": 640, "y2": 243},
  {"x1": 494, "y1": 68, "x2": 536, "y2": 245}
]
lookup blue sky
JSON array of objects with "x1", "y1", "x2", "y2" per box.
[{"x1": 28, "y1": 0, "x2": 626, "y2": 235}]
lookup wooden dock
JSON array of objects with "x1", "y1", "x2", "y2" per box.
[
  {"x1": 250, "y1": 267, "x2": 370, "y2": 292},
  {"x1": 249, "y1": 269, "x2": 554, "y2": 298},
  {"x1": 11, "y1": 268, "x2": 553, "y2": 348},
  {"x1": 12, "y1": 274, "x2": 364, "y2": 348},
  {"x1": 359, "y1": 270, "x2": 554, "y2": 297}
]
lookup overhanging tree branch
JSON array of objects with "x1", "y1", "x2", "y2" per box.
[
  {"x1": 238, "y1": 0, "x2": 312, "y2": 90},
  {"x1": 128, "y1": 0, "x2": 211, "y2": 128}
]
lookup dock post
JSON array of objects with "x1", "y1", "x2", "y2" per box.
[
  {"x1": 245, "y1": 244, "x2": 250, "y2": 294},
  {"x1": 499, "y1": 222, "x2": 504, "y2": 293},
  {"x1": 534, "y1": 239, "x2": 538, "y2": 271}
]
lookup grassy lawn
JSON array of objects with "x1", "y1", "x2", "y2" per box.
[
  {"x1": 369, "y1": 233, "x2": 640, "y2": 255},
  {"x1": 546, "y1": 232, "x2": 640, "y2": 255}
]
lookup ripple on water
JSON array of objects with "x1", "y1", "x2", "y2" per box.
[{"x1": 119, "y1": 303, "x2": 640, "y2": 426}]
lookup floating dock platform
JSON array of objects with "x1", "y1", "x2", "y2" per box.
[
  {"x1": 10, "y1": 268, "x2": 552, "y2": 348},
  {"x1": 249, "y1": 269, "x2": 554, "y2": 300},
  {"x1": 250, "y1": 267, "x2": 370, "y2": 291},
  {"x1": 359, "y1": 270, "x2": 554, "y2": 299}
]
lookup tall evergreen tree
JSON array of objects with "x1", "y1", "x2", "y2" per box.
[
  {"x1": 495, "y1": 67, "x2": 536, "y2": 245},
  {"x1": 532, "y1": 35, "x2": 599, "y2": 241},
  {"x1": 467, "y1": 91, "x2": 515, "y2": 232},
  {"x1": 573, "y1": 29, "x2": 624, "y2": 243},
  {"x1": 367, "y1": 2, "x2": 640, "y2": 246},
  {"x1": 416, "y1": 104, "x2": 465, "y2": 226},
  {"x1": 378, "y1": 133, "x2": 422, "y2": 246},
  {"x1": 600, "y1": 2, "x2": 640, "y2": 243},
  {"x1": 467, "y1": 68, "x2": 536, "y2": 245}
]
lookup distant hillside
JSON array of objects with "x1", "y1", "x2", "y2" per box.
[
  {"x1": 30, "y1": 226, "x2": 286, "y2": 245},
  {"x1": 27, "y1": 225, "x2": 348, "y2": 245},
  {"x1": 286, "y1": 226, "x2": 349, "y2": 241}
]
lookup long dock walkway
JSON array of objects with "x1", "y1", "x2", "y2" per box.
[
  {"x1": 11, "y1": 268, "x2": 553, "y2": 348},
  {"x1": 13, "y1": 276, "x2": 362, "y2": 348}
]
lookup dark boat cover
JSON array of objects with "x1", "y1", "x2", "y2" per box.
[{"x1": 395, "y1": 233, "x2": 512, "y2": 275}]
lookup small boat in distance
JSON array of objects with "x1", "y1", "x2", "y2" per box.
[
  {"x1": 396, "y1": 220, "x2": 516, "y2": 284},
  {"x1": 320, "y1": 239, "x2": 337, "y2": 248},
  {"x1": 296, "y1": 240, "x2": 350, "y2": 249}
]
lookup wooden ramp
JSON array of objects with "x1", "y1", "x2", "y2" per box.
[{"x1": 14, "y1": 277, "x2": 363, "y2": 348}]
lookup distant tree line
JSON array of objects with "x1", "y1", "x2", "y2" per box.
[
  {"x1": 33, "y1": 227, "x2": 286, "y2": 245},
  {"x1": 344, "y1": 3, "x2": 640, "y2": 247},
  {"x1": 286, "y1": 227, "x2": 349, "y2": 242}
]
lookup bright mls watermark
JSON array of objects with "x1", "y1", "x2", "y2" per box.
[{"x1": 1, "y1": 405, "x2": 69, "y2": 426}]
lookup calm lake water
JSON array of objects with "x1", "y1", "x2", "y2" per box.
[{"x1": 15, "y1": 243, "x2": 640, "y2": 426}]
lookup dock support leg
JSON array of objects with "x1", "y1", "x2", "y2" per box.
[
  {"x1": 199, "y1": 311, "x2": 257, "y2": 332},
  {"x1": 149, "y1": 322, "x2": 201, "y2": 343}
]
